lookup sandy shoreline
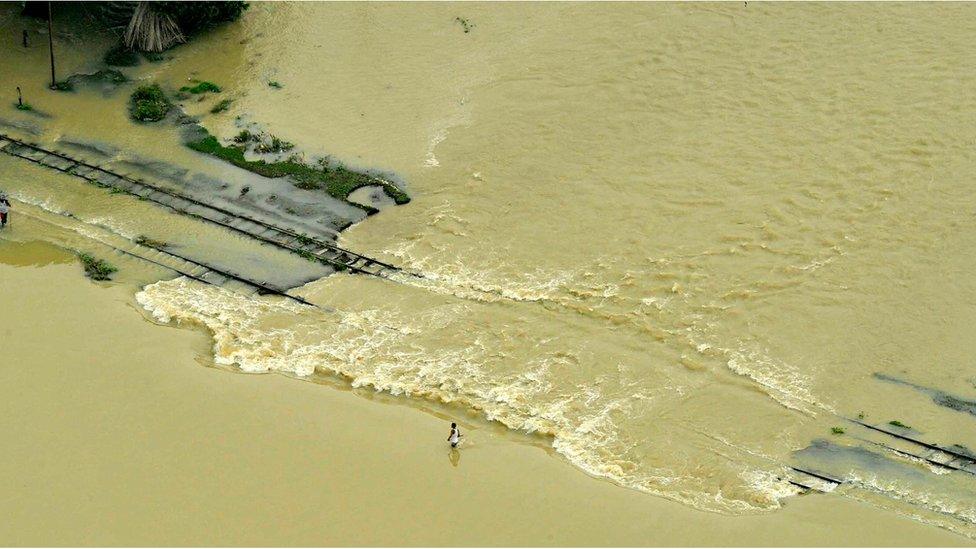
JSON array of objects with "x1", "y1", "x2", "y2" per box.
[{"x1": 0, "y1": 241, "x2": 968, "y2": 546}]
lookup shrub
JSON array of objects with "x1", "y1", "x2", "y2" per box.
[
  {"x1": 129, "y1": 84, "x2": 171, "y2": 122},
  {"x1": 233, "y1": 130, "x2": 255, "y2": 143},
  {"x1": 78, "y1": 253, "x2": 118, "y2": 280},
  {"x1": 831, "y1": 427, "x2": 845, "y2": 435},
  {"x1": 151, "y1": 2, "x2": 249, "y2": 34}
]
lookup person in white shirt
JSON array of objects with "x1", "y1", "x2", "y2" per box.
[{"x1": 447, "y1": 422, "x2": 462, "y2": 448}]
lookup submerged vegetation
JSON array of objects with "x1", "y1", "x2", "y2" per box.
[
  {"x1": 134, "y1": 235, "x2": 168, "y2": 249},
  {"x1": 888, "y1": 420, "x2": 911, "y2": 429},
  {"x1": 268, "y1": 80, "x2": 283, "y2": 89},
  {"x1": 254, "y1": 135, "x2": 294, "y2": 154},
  {"x1": 78, "y1": 253, "x2": 118, "y2": 281},
  {"x1": 210, "y1": 98, "x2": 233, "y2": 114},
  {"x1": 129, "y1": 84, "x2": 171, "y2": 122},
  {"x1": 455, "y1": 17, "x2": 474, "y2": 33},
  {"x1": 186, "y1": 128, "x2": 410, "y2": 207},
  {"x1": 52, "y1": 80, "x2": 74, "y2": 92},
  {"x1": 53, "y1": 70, "x2": 128, "y2": 94},
  {"x1": 80, "y1": 69, "x2": 128, "y2": 85},
  {"x1": 104, "y1": 43, "x2": 141, "y2": 67},
  {"x1": 181, "y1": 80, "x2": 221, "y2": 94}
]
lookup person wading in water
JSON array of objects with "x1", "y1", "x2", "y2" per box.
[
  {"x1": 0, "y1": 193, "x2": 10, "y2": 229},
  {"x1": 447, "y1": 422, "x2": 462, "y2": 448}
]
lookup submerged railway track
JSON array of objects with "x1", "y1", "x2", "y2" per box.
[{"x1": 0, "y1": 133, "x2": 419, "y2": 285}]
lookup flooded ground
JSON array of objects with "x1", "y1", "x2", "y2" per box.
[{"x1": 2, "y1": 2, "x2": 976, "y2": 545}]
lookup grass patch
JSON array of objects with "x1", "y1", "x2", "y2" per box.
[
  {"x1": 268, "y1": 80, "x2": 283, "y2": 89},
  {"x1": 186, "y1": 129, "x2": 410, "y2": 206},
  {"x1": 129, "y1": 84, "x2": 171, "y2": 122},
  {"x1": 78, "y1": 253, "x2": 117, "y2": 281},
  {"x1": 888, "y1": 420, "x2": 911, "y2": 429},
  {"x1": 134, "y1": 235, "x2": 167, "y2": 248},
  {"x1": 831, "y1": 427, "x2": 845, "y2": 435},
  {"x1": 15, "y1": 102, "x2": 33, "y2": 111},
  {"x1": 210, "y1": 98, "x2": 233, "y2": 114},
  {"x1": 104, "y1": 44, "x2": 140, "y2": 67},
  {"x1": 180, "y1": 80, "x2": 221, "y2": 94}
]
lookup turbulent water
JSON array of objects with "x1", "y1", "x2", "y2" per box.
[{"x1": 4, "y1": 1, "x2": 976, "y2": 538}]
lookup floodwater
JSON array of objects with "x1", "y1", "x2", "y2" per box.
[{"x1": 2, "y1": 2, "x2": 976, "y2": 544}]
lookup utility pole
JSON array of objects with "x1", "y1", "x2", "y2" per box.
[
  {"x1": 22, "y1": 29, "x2": 28, "y2": 48},
  {"x1": 17, "y1": 87, "x2": 23, "y2": 107},
  {"x1": 47, "y1": 1, "x2": 56, "y2": 89}
]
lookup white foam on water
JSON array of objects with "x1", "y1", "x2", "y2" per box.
[
  {"x1": 844, "y1": 472, "x2": 976, "y2": 539},
  {"x1": 134, "y1": 277, "x2": 800, "y2": 516},
  {"x1": 723, "y1": 345, "x2": 828, "y2": 416}
]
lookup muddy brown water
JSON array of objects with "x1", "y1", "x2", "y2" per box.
[{"x1": 2, "y1": 2, "x2": 976, "y2": 544}]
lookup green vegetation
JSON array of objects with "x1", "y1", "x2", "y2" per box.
[
  {"x1": 857, "y1": 411, "x2": 865, "y2": 419},
  {"x1": 152, "y1": 2, "x2": 249, "y2": 35},
  {"x1": 268, "y1": 80, "x2": 283, "y2": 89},
  {"x1": 90, "y1": 2, "x2": 248, "y2": 53},
  {"x1": 455, "y1": 17, "x2": 474, "y2": 33},
  {"x1": 134, "y1": 235, "x2": 167, "y2": 248},
  {"x1": 295, "y1": 234, "x2": 316, "y2": 246},
  {"x1": 104, "y1": 44, "x2": 140, "y2": 67},
  {"x1": 233, "y1": 130, "x2": 257, "y2": 143},
  {"x1": 888, "y1": 420, "x2": 911, "y2": 429},
  {"x1": 129, "y1": 84, "x2": 171, "y2": 122},
  {"x1": 210, "y1": 98, "x2": 233, "y2": 113},
  {"x1": 186, "y1": 129, "x2": 410, "y2": 206},
  {"x1": 831, "y1": 427, "x2": 845, "y2": 435},
  {"x1": 15, "y1": 102, "x2": 33, "y2": 111},
  {"x1": 254, "y1": 135, "x2": 294, "y2": 154},
  {"x1": 180, "y1": 80, "x2": 221, "y2": 94},
  {"x1": 78, "y1": 253, "x2": 118, "y2": 281}
]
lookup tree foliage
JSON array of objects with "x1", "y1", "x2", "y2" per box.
[{"x1": 150, "y1": 2, "x2": 249, "y2": 35}]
